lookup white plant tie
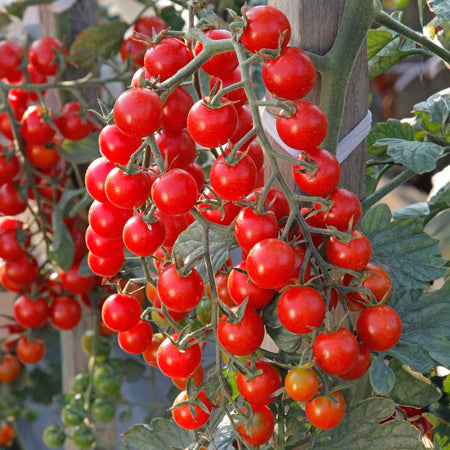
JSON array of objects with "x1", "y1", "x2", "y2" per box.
[
  {"x1": 261, "y1": 107, "x2": 372, "y2": 163},
  {"x1": 46, "y1": 0, "x2": 77, "y2": 14}
]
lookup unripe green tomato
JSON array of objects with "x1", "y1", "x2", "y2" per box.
[
  {"x1": 21, "y1": 406, "x2": 39, "y2": 422},
  {"x1": 88, "y1": 356, "x2": 107, "y2": 373},
  {"x1": 81, "y1": 329, "x2": 112, "y2": 357},
  {"x1": 72, "y1": 373, "x2": 90, "y2": 394},
  {"x1": 93, "y1": 365, "x2": 122, "y2": 395},
  {"x1": 91, "y1": 398, "x2": 115, "y2": 423},
  {"x1": 42, "y1": 425, "x2": 66, "y2": 448},
  {"x1": 196, "y1": 297, "x2": 212, "y2": 325},
  {"x1": 72, "y1": 424, "x2": 96, "y2": 449}
]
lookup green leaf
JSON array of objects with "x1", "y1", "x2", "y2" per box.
[
  {"x1": 368, "y1": 36, "x2": 419, "y2": 79},
  {"x1": 160, "y1": 6, "x2": 185, "y2": 31},
  {"x1": 262, "y1": 296, "x2": 302, "y2": 353},
  {"x1": 69, "y1": 20, "x2": 129, "y2": 69},
  {"x1": 311, "y1": 397, "x2": 422, "y2": 449},
  {"x1": 389, "y1": 359, "x2": 442, "y2": 407},
  {"x1": 367, "y1": 119, "x2": 416, "y2": 154},
  {"x1": 392, "y1": 202, "x2": 430, "y2": 219},
  {"x1": 360, "y1": 204, "x2": 446, "y2": 291},
  {"x1": 370, "y1": 356, "x2": 396, "y2": 395},
  {"x1": 172, "y1": 221, "x2": 236, "y2": 281},
  {"x1": 121, "y1": 418, "x2": 191, "y2": 450},
  {"x1": 428, "y1": 0, "x2": 450, "y2": 25},
  {"x1": 59, "y1": 133, "x2": 100, "y2": 164},
  {"x1": 120, "y1": 358, "x2": 146, "y2": 381},
  {"x1": 413, "y1": 88, "x2": 450, "y2": 125},
  {"x1": 49, "y1": 209, "x2": 75, "y2": 272},
  {"x1": 372, "y1": 138, "x2": 446, "y2": 173},
  {"x1": 368, "y1": 29, "x2": 395, "y2": 59},
  {"x1": 434, "y1": 423, "x2": 450, "y2": 449},
  {"x1": 387, "y1": 281, "x2": 450, "y2": 373}
]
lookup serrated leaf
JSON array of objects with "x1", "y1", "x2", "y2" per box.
[
  {"x1": 429, "y1": 0, "x2": 450, "y2": 25},
  {"x1": 121, "y1": 418, "x2": 191, "y2": 450},
  {"x1": 370, "y1": 356, "x2": 396, "y2": 395},
  {"x1": 172, "y1": 221, "x2": 236, "y2": 281},
  {"x1": 360, "y1": 204, "x2": 446, "y2": 291},
  {"x1": 160, "y1": 6, "x2": 185, "y2": 31},
  {"x1": 121, "y1": 358, "x2": 146, "y2": 381},
  {"x1": 311, "y1": 397, "x2": 422, "y2": 449},
  {"x1": 373, "y1": 138, "x2": 446, "y2": 173},
  {"x1": 49, "y1": 209, "x2": 75, "y2": 272},
  {"x1": 368, "y1": 29, "x2": 395, "y2": 59},
  {"x1": 69, "y1": 20, "x2": 129, "y2": 69},
  {"x1": 389, "y1": 359, "x2": 442, "y2": 407},
  {"x1": 367, "y1": 119, "x2": 416, "y2": 154},
  {"x1": 59, "y1": 133, "x2": 100, "y2": 164},
  {"x1": 387, "y1": 281, "x2": 450, "y2": 373},
  {"x1": 393, "y1": 202, "x2": 431, "y2": 219}
]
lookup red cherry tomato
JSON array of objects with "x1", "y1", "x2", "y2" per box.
[
  {"x1": 172, "y1": 390, "x2": 212, "y2": 430},
  {"x1": 238, "y1": 404, "x2": 275, "y2": 446},
  {"x1": 29, "y1": 37, "x2": 65, "y2": 76},
  {"x1": 285, "y1": 367, "x2": 319, "y2": 402},
  {"x1": 306, "y1": 390, "x2": 346, "y2": 430},
  {"x1": 118, "y1": 319, "x2": 153, "y2": 354},
  {"x1": 102, "y1": 293, "x2": 141, "y2": 332},
  {"x1": 98, "y1": 124, "x2": 142, "y2": 166},
  {"x1": 13, "y1": 296, "x2": 49, "y2": 329},
  {"x1": 16, "y1": 336, "x2": 46, "y2": 364}
]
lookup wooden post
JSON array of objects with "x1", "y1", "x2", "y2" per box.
[
  {"x1": 39, "y1": 2, "x2": 116, "y2": 449},
  {"x1": 267, "y1": 0, "x2": 368, "y2": 197}
]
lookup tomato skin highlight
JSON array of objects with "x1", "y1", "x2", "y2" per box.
[
  {"x1": 285, "y1": 368, "x2": 319, "y2": 402},
  {"x1": 306, "y1": 390, "x2": 346, "y2": 430}
]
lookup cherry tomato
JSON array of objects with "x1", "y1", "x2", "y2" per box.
[
  {"x1": 0, "y1": 219, "x2": 28, "y2": 262},
  {"x1": 172, "y1": 364, "x2": 205, "y2": 390},
  {"x1": 0, "y1": 182, "x2": 27, "y2": 216},
  {"x1": 0, "y1": 152, "x2": 20, "y2": 184},
  {"x1": 246, "y1": 187, "x2": 290, "y2": 221},
  {"x1": 118, "y1": 319, "x2": 153, "y2": 354},
  {"x1": 277, "y1": 286, "x2": 326, "y2": 334},
  {"x1": 134, "y1": 15, "x2": 167, "y2": 36},
  {"x1": 123, "y1": 215, "x2": 166, "y2": 257},
  {"x1": 61, "y1": 260, "x2": 97, "y2": 294},
  {"x1": 113, "y1": 87, "x2": 162, "y2": 138},
  {"x1": 142, "y1": 333, "x2": 165, "y2": 367},
  {"x1": 263, "y1": 46, "x2": 315, "y2": 100},
  {"x1": 313, "y1": 328, "x2": 359, "y2": 376},
  {"x1": 238, "y1": 404, "x2": 275, "y2": 446},
  {"x1": 85, "y1": 225, "x2": 124, "y2": 258},
  {"x1": 246, "y1": 238, "x2": 296, "y2": 290},
  {"x1": 102, "y1": 293, "x2": 141, "y2": 332},
  {"x1": 161, "y1": 86, "x2": 194, "y2": 132},
  {"x1": 209, "y1": 67, "x2": 247, "y2": 108},
  {"x1": 20, "y1": 105, "x2": 56, "y2": 144},
  {"x1": 198, "y1": 191, "x2": 241, "y2": 226},
  {"x1": 28, "y1": 37, "x2": 65, "y2": 76},
  {"x1": 305, "y1": 390, "x2": 346, "y2": 430},
  {"x1": 217, "y1": 307, "x2": 265, "y2": 356},
  {"x1": 285, "y1": 367, "x2": 319, "y2": 402},
  {"x1": 98, "y1": 124, "x2": 142, "y2": 166},
  {"x1": 339, "y1": 345, "x2": 371, "y2": 380},
  {"x1": 26, "y1": 139, "x2": 61, "y2": 170},
  {"x1": 187, "y1": 99, "x2": 238, "y2": 148},
  {"x1": 43, "y1": 425, "x2": 66, "y2": 449},
  {"x1": 4, "y1": 255, "x2": 39, "y2": 286},
  {"x1": 16, "y1": 336, "x2": 46, "y2": 364},
  {"x1": 87, "y1": 250, "x2": 124, "y2": 277},
  {"x1": 0, "y1": 354, "x2": 20, "y2": 383},
  {"x1": 0, "y1": 423, "x2": 14, "y2": 446},
  {"x1": 240, "y1": 5, "x2": 291, "y2": 53},
  {"x1": 88, "y1": 200, "x2": 133, "y2": 239},
  {"x1": 157, "y1": 334, "x2": 202, "y2": 379},
  {"x1": 236, "y1": 360, "x2": 282, "y2": 405},
  {"x1": 13, "y1": 296, "x2": 49, "y2": 328},
  {"x1": 155, "y1": 129, "x2": 196, "y2": 169},
  {"x1": 0, "y1": 40, "x2": 23, "y2": 80},
  {"x1": 277, "y1": 101, "x2": 328, "y2": 151},
  {"x1": 49, "y1": 296, "x2": 82, "y2": 331},
  {"x1": 172, "y1": 390, "x2": 212, "y2": 430},
  {"x1": 53, "y1": 101, "x2": 94, "y2": 141},
  {"x1": 356, "y1": 304, "x2": 402, "y2": 351}
]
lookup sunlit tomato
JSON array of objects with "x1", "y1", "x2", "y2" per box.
[
  {"x1": 134, "y1": 15, "x2": 166, "y2": 36},
  {"x1": 209, "y1": 67, "x2": 247, "y2": 108},
  {"x1": 98, "y1": 124, "x2": 142, "y2": 166},
  {"x1": 241, "y1": 5, "x2": 291, "y2": 53},
  {"x1": 356, "y1": 304, "x2": 402, "y2": 351},
  {"x1": 236, "y1": 360, "x2": 282, "y2": 405},
  {"x1": 326, "y1": 230, "x2": 372, "y2": 272},
  {"x1": 21, "y1": 105, "x2": 56, "y2": 144},
  {"x1": 157, "y1": 334, "x2": 202, "y2": 379},
  {"x1": 158, "y1": 211, "x2": 189, "y2": 247},
  {"x1": 144, "y1": 38, "x2": 192, "y2": 82},
  {"x1": 187, "y1": 99, "x2": 238, "y2": 148},
  {"x1": 88, "y1": 200, "x2": 133, "y2": 239},
  {"x1": 123, "y1": 215, "x2": 166, "y2": 257},
  {"x1": 195, "y1": 29, "x2": 237, "y2": 76},
  {"x1": 87, "y1": 250, "x2": 125, "y2": 278},
  {"x1": 102, "y1": 293, "x2": 141, "y2": 332},
  {"x1": 238, "y1": 405, "x2": 275, "y2": 446},
  {"x1": 246, "y1": 187, "x2": 290, "y2": 221},
  {"x1": 157, "y1": 264, "x2": 204, "y2": 312},
  {"x1": 277, "y1": 286, "x2": 326, "y2": 334},
  {"x1": 184, "y1": 162, "x2": 205, "y2": 192},
  {"x1": 198, "y1": 191, "x2": 241, "y2": 226},
  {"x1": 0, "y1": 182, "x2": 27, "y2": 216},
  {"x1": 13, "y1": 296, "x2": 49, "y2": 328},
  {"x1": 151, "y1": 169, "x2": 199, "y2": 216},
  {"x1": 0, "y1": 265, "x2": 23, "y2": 292},
  {"x1": 293, "y1": 148, "x2": 341, "y2": 197},
  {"x1": 210, "y1": 154, "x2": 257, "y2": 201},
  {"x1": 313, "y1": 327, "x2": 359, "y2": 375},
  {"x1": 142, "y1": 333, "x2": 165, "y2": 367},
  {"x1": 172, "y1": 364, "x2": 205, "y2": 390},
  {"x1": 113, "y1": 88, "x2": 162, "y2": 138},
  {"x1": 277, "y1": 101, "x2": 328, "y2": 151},
  {"x1": 246, "y1": 238, "x2": 296, "y2": 290},
  {"x1": 342, "y1": 262, "x2": 392, "y2": 311},
  {"x1": 155, "y1": 129, "x2": 196, "y2": 169},
  {"x1": 105, "y1": 168, "x2": 152, "y2": 210},
  {"x1": 172, "y1": 390, "x2": 212, "y2": 430},
  {"x1": 0, "y1": 354, "x2": 20, "y2": 383},
  {"x1": 118, "y1": 320, "x2": 153, "y2": 354},
  {"x1": 53, "y1": 101, "x2": 94, "y2": 141},
  {"x1": 339, "y1": 345, "x2": 371, "y2": 380},
  {"x1": 263, "y1": 46, "x2": 315, "y2": 100},
  {"x1": 305, "y1": 390, "x2": 345, "y2": 430},
  {"x1": 85, "y1": 225, "x2": 124, "y2": 258},
  {"x1": 29, "y1": 37, "x2": 65, "y2": 76},
  {"x1": 61, "y1": 260, "x2": 97, "y2": 294},
  {"x1": 0, "y1": 40, "x2": 23, "y2": 80},
  {"x1": 25, "y1": 138, "x2": 61, "y2": 170},
  {"x1": 49, "y1": 296, "x2": 82, "y2": 331},
  {"x1": 16, "y1": 336, "x2": 46, "y2": 364},
  {"x1": 0, "y1": 151, "x2": 20, "y2": 184},
  {"x1": 85, "y1": 157, "x2": 115, "y2": 204},
  {"x1": 285, "y1": 367, "x2": 319, "y2": 402},
  {"x1": 4, "y1": 255, "x2": 39, "y2": 286},
  {"x1": 314, "y1": 187, "x2": 362, "y2": 231},
  {"x1": 120, "y1": 36, "x2": 148, "y2": 67},
  {"x1": 217, "y1": 307, "x2": 265, "y2": 356},
  {"x1": 227, "y1": 261, "x2": 274, "y2": 309},
  {"x1": 0, "y1": 219, "x2": 28, "y2": 262},
  {"x1": 235, "y1": 207, "x2": 279, "y2": 253},
  {"x1": 161, "y1": 86, "x2": 194, "y2": 131},
  {"x1": 0, "y1": 422, "x2": 15, "y2": 446}
]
